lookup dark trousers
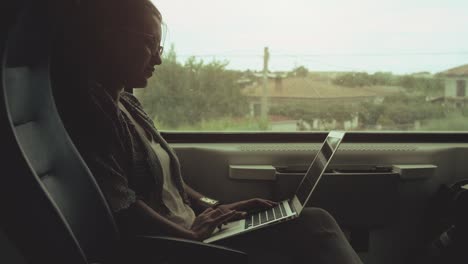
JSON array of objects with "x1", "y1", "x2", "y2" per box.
[{"x1": 216, "y1": 208, "x2": 363, "y2": 264}]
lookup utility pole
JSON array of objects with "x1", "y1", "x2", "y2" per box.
[{"x1": 261, "y1": 47, "x2": 269, "y2": 122}]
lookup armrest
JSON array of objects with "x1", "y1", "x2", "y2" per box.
[{"x1": 124, "y1": 235, "x2": 247, "y2": 264}]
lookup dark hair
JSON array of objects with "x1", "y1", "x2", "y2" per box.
[
  {"x1": 80, "y1": 0, "x2": 161, "y2": 31},
  {"x1": 143, "y1": 0, "x2": 162, "y2": 20},
  {"x1": 65, "y1": 0, "x2": 161, "y2": 72}
]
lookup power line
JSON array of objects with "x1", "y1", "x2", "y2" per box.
[
  {"x1": 173, "y1": 50, "x2": 468, "y2": 72},
  {"x1": 177, "y1": 54, "x2": 262, "y2": 58},
  {"x1": 273, "y1": 51, "x2": 468, "y2": 57},
  {"x1": 177, "y1": 51, "x2": 468, "y2": 58}
]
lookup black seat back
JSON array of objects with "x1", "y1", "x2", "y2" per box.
[{"x1": 1, "y1": 1, "x2": 119, "y2": 263}]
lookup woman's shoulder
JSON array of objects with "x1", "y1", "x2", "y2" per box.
[
  {"x1": 120, "y1": 91, "x2": 143, "y2": 108},
  {"x1": 120, "y1": 92, "x2": 158, "y2": 131},
  {"x1": 120, "y1": 92, "x2": 148, "y2": 115}
]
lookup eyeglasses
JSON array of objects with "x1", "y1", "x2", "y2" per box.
[{"x1": 114, "y1": 26, "x2": 164, "y2": 57}]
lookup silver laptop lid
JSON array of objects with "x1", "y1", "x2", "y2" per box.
[{"x1": 291, "y1": 131, "x2": 345, "y2": 214}]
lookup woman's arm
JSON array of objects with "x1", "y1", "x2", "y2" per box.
[
  {"x1": 184, "y1": 184, "x2": 222, "y2": 213},
  {"x1": 183, "y1": 183, "x2": 275, "y2": 222},
  {"x1": 184, "y1": 184, "x2": 204, "y2": 201},
  {"x1": 130, "y1": 199, "x2": 236, "y2": 241}
]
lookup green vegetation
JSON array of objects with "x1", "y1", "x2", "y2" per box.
[
  {"x1": 137, "y1": 45, "x2": 248, "y2": 129},
  {"x1": 135, "y1": 49, "x2": 463, "y2": 132},
  {"x1": 269, "y1": 94, "x2": 448, "y2": 131},
  {"x1": 418, "y1": 113, "x2": 468, "y2": 131},
  {"x1": 164, "y1": 117, "x2": 269, "y2": 131},
  {"x1": 270, "y1": 102, "x2": 357, "y2": 124},
  {"x1": 290, "y1": 66, "x2": 309, "y2": 78},
  {"x1": 332, "y1": 72, "x2": 444, "y2": 95},
  {"x1": 377, "y1": 94, "x2": 446, "y2": 124},
  {"x1": 333, "y1": 72, "x2": 395, "y2": 87}
]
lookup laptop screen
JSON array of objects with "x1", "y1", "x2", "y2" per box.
[{"x1": 295, "y1": 131, "x2": 345, "y2": 206}]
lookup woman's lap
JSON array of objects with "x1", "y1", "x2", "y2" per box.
[{"x1": 215, "y1": 207, "x2": 363, "y2": 264}]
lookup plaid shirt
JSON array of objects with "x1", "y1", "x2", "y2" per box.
[{"x1": 58, "y1": 81, "x2": 189, "y2": 215}]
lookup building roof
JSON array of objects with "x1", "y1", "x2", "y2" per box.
[
  {"x1": 439, "y1": 64, "x2": 468, "y2": 77},
  {"x1": 242, "y1": 76, "x2": 400, "y2": 99}
]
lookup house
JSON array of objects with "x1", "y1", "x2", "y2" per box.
[
  {"x1": 242, "y1": 75, "x2": 399, "y2": 115},
  {"x1": 439, "y1": 64, "x2": 468, "y2": 98},
  {"x1": 241, "y1": 74, "x2": 400, "y2": 130}
]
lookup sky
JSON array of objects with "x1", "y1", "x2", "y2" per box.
[{"x1": 151, "y1": 0, "x2": 468, "y2": 74}]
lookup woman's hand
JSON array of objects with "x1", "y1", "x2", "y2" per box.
[
  {"x1": 217, "y1": 198, "x2": 278, "y2": 221},
  {"x1": 189, "y1": 207, "x2": 238, "y2": 241}
]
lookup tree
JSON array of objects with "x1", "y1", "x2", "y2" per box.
[
  {"x1": 333, "y1": 72, "x2": 395, "y2": 87},
  {"x1": 359, "y1": 102, "x2": 385, "y2": 126},
  {"x1": 137, "y1": 45, "x2": 248, "y2": 129},
  {"x1": 332, "y1": 72, "x2": 372, "y2": 87},
  {"x1": 292, "y1": 66, "x2": 309, "y2": 78}
]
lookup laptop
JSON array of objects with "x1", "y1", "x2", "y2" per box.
[{"x1": 204, "y1": 131, "x2": 345, "y2": 243}]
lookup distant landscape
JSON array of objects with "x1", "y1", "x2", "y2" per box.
[{"x1": 135, "y1": 47, "x2": 468, "y2": 132}]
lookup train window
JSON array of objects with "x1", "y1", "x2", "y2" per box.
[{"x1": 135, "y1": 0, "x2": 468, "y2": 132}]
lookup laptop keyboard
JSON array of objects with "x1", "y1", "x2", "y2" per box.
[{"x1": 245, "y1": 202, "x2": 288, "y2": 229}]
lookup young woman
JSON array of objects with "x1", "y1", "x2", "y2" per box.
[{"x1": 53, "y1": 0, "x2": 362, "y2": 263}]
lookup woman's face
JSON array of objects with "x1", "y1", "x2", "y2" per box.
[{"x1": 103, "y1": 8, "x2": 163, "y2": 88}]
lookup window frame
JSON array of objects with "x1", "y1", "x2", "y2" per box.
[{"x1": 161, "y1": 131, "x2": 468, "y2": 143}]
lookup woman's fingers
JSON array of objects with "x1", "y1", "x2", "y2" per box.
[
  {"x1": 234, "y1": 210, "x2": 247, "y2": 219},
  {"x1": 247, "y1": 198, "x2": 277, "y2": 210},
  {"x1": 216, "y1": 211, "x2": 247, "y2": 228},
  {"x1": 211, "y1": 210, "x2": 236, "y2": 226},
  {"x1": 200, "y1": 207, "x2": 214, "y2": 214},
  {"x1": 264, "y1": 199, "x2": 278, "y2": 207},
  {"x1": 206, "y1": 208, "x2": 225, "y2": 218}
]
